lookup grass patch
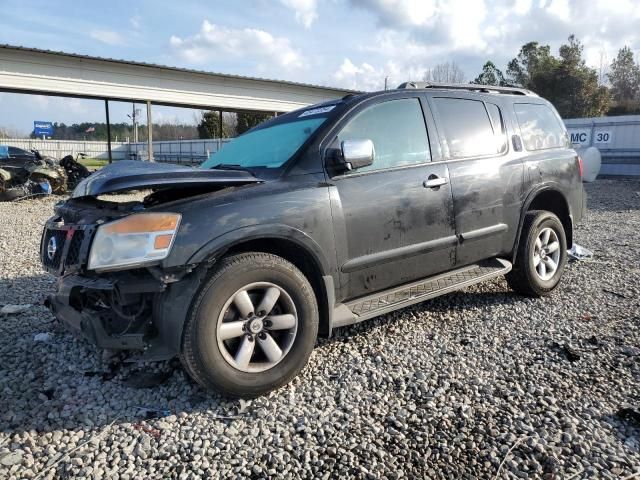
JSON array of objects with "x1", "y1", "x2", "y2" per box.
[{"x1": 78, "y1": 158, "x2": 109, "y2": 169}]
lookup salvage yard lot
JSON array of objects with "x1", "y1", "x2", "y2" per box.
[{"x1": 0, "y1": 180, "x2": 639, "y2": 479}]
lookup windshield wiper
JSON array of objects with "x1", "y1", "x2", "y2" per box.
[{"x1": 211, "y1": 163, "x2": 252, "y2": 172}]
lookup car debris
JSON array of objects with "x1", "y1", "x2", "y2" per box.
[
  {"x1": 568, "y1": 243, "x2": 593, "y2": 261},
  {"x1": 602, "y1": 288, "x2": 627, "y2": 299},
  {"x1": 133, "y1": 406, "x2": 171, "y2": 420},
  {"x1": 616, "y1": 407, "x2": 640, "y2": 427},
  {"x1": 0, "y1": 148, "x2": 92, "y2": 201},
  {"x1": 551, "y1": 341, "x2": 581, "y2": 362},
  {"x1": 59, "y1": 154, "x2": 91, "y2": 190}
]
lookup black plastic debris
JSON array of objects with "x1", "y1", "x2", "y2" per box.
[
  {"x1": 134, "y1": 406, "x2": 171, "y2": 419},
  {"x1": 551, "y1": 342, "x2": 581, "y2": 362},
  {"x1": 616, "y1": 408, "x2": 640, "y2": 427},
  {"x1": 602, "y1": 288, "x2": 627, "y2": 299},
  {"x1": 123, "y1": 369, "x2": 174, "y2": 389}
]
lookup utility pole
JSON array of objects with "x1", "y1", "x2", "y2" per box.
[
  {"x1": 384, "y1": 76, "x2": 388, "y2": 90},
  {"x1": 127, "y1": 104, "x2": 140, "y2": 143},
  {"x1": 146, "y1": 101, "x2": 154, "y2": 162}
]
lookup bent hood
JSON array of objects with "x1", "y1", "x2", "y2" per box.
[{"x1": 72, "y1": 160, "x2": 261, "y2": 198}]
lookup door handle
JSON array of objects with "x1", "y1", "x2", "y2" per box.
[{"x1": 423, "y1": 176, "x2": 448, "y2": 188}]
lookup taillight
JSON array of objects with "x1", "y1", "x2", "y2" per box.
[{"x1": 576, "y1": 155, "x2": 584, "y2": 178}]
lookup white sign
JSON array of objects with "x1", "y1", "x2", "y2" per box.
[
  {"x1": 298, "y1": 105, "x2": 335, "y2": 117},
  {"x1": 593, "y1": 130, "x2": 612, "y2": 144},
  {"x1": 569, "y1": 129, "x2": 590, "y2": 145},
  {"x1": 567, "y1": 128, "x2": 614, "y2": 146}
]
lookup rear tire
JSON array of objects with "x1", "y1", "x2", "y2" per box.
[
  {"x1": 180, "y1": 252, "x2": 318, "y2": 398},
  {"x1": 506, "y1": 210, "x2": 567, "y2": 297}
]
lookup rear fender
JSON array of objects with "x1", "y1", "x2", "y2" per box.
[{"x1": 511, "y1": 184, "x2": 572, "y2": 263}]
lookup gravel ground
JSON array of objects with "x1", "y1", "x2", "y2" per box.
[{"x1": 0, "y1": 179, "x2": 639, "y2": 479}]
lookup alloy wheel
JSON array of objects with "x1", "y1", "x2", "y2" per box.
[
  {"x1": 533, "y1": 227, "x2": 561, "y2": 281},
  {"x1": 216, "y1": 282, "x2": 298, "y2": 373}
]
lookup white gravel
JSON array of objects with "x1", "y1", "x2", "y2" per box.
[{"x1": 0, "y1": 180, "x2": 639, "y2": 479}]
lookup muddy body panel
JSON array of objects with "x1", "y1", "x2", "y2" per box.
[{"x1": 42, "y1": 86, "x2": 585, "y2": 358}]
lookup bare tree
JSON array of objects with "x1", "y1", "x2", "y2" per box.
[{"x1": 423, "y1": 62, "x2": 466, "y2": 83}]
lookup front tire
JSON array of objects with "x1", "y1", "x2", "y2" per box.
[
  {"x1": 181, "y1": 252, "x2": 318, "y2": 398},
  {"x1": 506, "y1": 210, "x2": 567, "y2": 297}
]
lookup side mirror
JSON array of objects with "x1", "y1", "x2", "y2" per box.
[{"x1": 340, "y1": 139, "x2": 374, "y2": 171}]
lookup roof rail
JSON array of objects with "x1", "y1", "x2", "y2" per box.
[{"x1": 396, "y1": 81, "x2": 537, "y2": 96}]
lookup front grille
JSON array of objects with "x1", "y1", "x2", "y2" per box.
[
  {"x1": 41, "y1": 224, "x2": 89, "y2": 274},
  {"x1": 66, "y1": 230, "x2": 85, "y2": 266},
  {"x1": 41, "y1": 229, "x2": 67, "y2": 271}
]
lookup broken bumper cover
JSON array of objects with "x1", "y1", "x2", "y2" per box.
[
  {"x1": 46, "y1": 268, "x2": 202, "y2": 361},
  {"x1": 46, "y1": 275, "x2": 148, "y2": 351}
]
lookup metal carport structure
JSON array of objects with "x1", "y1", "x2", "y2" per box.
[{"x1": 0, "y1": 44, "x2": 357, "y2": 162}]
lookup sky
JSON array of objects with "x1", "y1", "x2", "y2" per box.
[{"x1": 1, "y1": 0, "x2": 639, "y2": 135}]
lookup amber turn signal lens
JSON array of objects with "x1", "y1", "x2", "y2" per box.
[
  {"x1": 154, "y1": 234, "x2": 173, "y2": 249},
  {"x1": 103, "y1": 213, "x2": 180, "y2": 234}
]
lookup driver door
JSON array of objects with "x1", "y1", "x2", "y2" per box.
[{"x1": 326, "y1": 96, "x2": 457, "y2": 301}]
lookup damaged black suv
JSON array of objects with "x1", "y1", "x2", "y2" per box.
[{"x1": 42, "y1": 83, "x2": 585, "y2": 397}]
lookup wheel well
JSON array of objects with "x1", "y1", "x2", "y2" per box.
[
  {"x1": 222, "y1": 238, "x2": 330, "y2": 338},
  {"x1": 526, "y1": 190, "x2": 573, "y2": 247}
]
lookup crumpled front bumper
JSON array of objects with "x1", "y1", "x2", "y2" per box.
[
  {"x1": 46, "y1": 274, "x2": 147, "y2": 351},
  {"x1": 46, "y1": 268, "x2": 202, "y2": 362}
]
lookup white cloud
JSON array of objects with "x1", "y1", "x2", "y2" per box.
[
  {"x1": 346, "y1": 0, "x2": 640, "y2": 86},
  {"x1": 332, "y1": 57, "x2": 427, "y2": 91},
  {"x1": 89, "y1": 29, "x2": 125, "y2": 46},
  {"x1": 544, "y1": 0, "x2": 570, "y2": 21},
  {"x1": 280, "y1": 0, "x2": 318, "y2": 28},
  {"x1": 351, "y1": 0, "x2": 438, "y2": 27},
  {"x1": 170, "y1": 21, "x2": 305, "y2": 69}
]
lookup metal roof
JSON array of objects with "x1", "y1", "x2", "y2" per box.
[
  {"x1": 0, "y1": 44, "x2": 359, "y2": 96},
  {"x1": 0, "y1": 44, "x2": 358, "y2": 112}
]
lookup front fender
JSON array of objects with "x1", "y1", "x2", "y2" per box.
[{"x1": 186, "y1": 223, "x2": 331, "y2": 276}]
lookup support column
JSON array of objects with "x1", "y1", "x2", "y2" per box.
[
  {"x1": 218, "y1": 110, "x2": 223, "y2": 139},
  {"x1": 146, "y1": 101, "x2": 154, "y2": 162},
  {"x1": 104, "y1": 99, "x2": 113, "y2": 164}
]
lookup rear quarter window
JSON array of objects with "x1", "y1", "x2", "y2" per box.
[
  {"x1": 432, "y1": 97, "x2": 504, "y2": 159},
  {"x1": 514, "y1": 103, "x2": 568, "y2": 151}
]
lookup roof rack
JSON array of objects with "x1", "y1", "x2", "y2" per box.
[{"x1": 396, "y1": 81, "x2": 537, "y2": 96}]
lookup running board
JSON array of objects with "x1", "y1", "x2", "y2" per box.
[{"x1": 333, "y1": 258, "x2": 512, "y2": 328}]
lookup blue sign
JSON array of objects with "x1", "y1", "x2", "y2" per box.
[
  {"x1": 34, "y1": 121, "x2": 54, "y2": 137},
  {"x1": 0, "y1": 145, "x2": 7, "y2": 158}
]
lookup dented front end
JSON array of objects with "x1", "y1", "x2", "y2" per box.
[
  {"x1": 41, "y1": 161, "x2": 266, "y2": 359},
  {"x1": 41, "y1": 195, "x2": 210, "y2": 361}
]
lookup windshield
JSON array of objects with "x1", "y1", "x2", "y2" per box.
[{"x1": 201, "y1": 116, "x2": 329, "y2": 170}]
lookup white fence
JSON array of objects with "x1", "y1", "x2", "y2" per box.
[{"x1": 0, "y1": 138, "x2": 232, "y2": 164}]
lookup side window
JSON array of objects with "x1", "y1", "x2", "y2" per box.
[
  {"x1": 514, "y1": 103, "x2": 568, "y2": 151},
  {"x1": 7, "y1": 147, "x2": 30, "y2": 157},
  {"x1": 7, "y1": 147, "x2": 20, "y2": 157},
  {"x1": 485, "y1": 103, "x2": 508, "y2": 154},
  {"x1": 432, "y1": 97, "x2": 500, "y2": 158},
  {"x1": 336, "y1": 98, "x2": 430, "y2": 173}
]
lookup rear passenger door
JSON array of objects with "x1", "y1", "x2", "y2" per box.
[
  {"x1": 326, "y1": 96, "x2": 457, "y2": 301},
  {"x1": 428, "y1": 95, "x2": 524, "y2": 266}
]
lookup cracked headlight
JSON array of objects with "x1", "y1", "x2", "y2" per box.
[{"x1": 88, "y1": 213, "x2": 181, "y2": 272}]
